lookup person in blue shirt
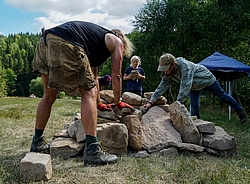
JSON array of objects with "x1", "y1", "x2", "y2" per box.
[
  {"x1": 123, "y1": 55, "x2": 146, "y2": 96},
  {"x1": 143, "y1": 53, "x2": 247, "y2": 125}
]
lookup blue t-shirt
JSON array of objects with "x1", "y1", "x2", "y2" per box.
[{"x1": 124, "y1": 67, "x2": 145, "y2": 91}]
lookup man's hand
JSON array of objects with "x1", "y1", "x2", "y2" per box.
[
  {"x1": 97, "y1": 102, "x2": 113, "y2": 111},
  {"x1": 144, "y1": 102, "x2": 153, "y2": 110},
  {"x1": 116, "y1": 102, "x2": 135, "y2": 111},
  {"x1": 140, "y1": 101, "x2": 153, "y2": 114}
]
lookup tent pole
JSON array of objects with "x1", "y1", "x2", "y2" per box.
[{"x1": 228, "y1": 81, "x2": 232, "y2": 120}]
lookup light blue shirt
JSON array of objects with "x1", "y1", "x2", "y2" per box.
[{"x1": 150, "y1": 57, "x2": 216, "y2": 103}]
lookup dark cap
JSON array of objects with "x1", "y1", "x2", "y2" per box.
[
  {"x1": 157, "y1": 53, "x2": 176, "y2": 71},
  {"x1": 104, "y1": 75, "x2": 111, "y2": 85}
]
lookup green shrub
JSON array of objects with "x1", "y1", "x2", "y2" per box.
[
  {"x1": 29, "y1": 77, "x2": 43, "y2": 97},
  {"x1": 58, "y1": 91, "x2": 66, "y2": 99}
]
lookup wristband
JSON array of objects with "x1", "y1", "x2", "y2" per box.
[{"x1": 147, "y1": 101, "x2": 153, "y2": 105}]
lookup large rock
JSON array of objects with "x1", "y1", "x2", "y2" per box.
[
  {"x1": 99, "y1": 90, "x2": 114, "y2": 103},
  {"x1": 122, "y1": 92, "x2": 142, "y2": 106},
  {"x1": 193, "y1": 119, "x2": 216, "y2": 134},
  {"x1": 158, "y1": 147, "x2": 179, "y2": 158},
  {"x1": 158, "y1": 104, "x2": 170, "y2": 112},
  {"x1": 51, "y1": 91, "x2": 238, "y2": 158},
  {"x1": 120, "y1": 115, "x2": 142, "y2": 150},
  {"x1": 120, "y1": 108, "x2": 143, "y2": 120},
  {"x1": 68, "y1": 120, "x2": 85, "y2": 142},
  {"x1": 97, "y1": 122, "x2": 128, "y2": 156},
  {"x1": 97, "y1": 110, "x2": 120, "y2": 121},
  {"x1": 50, "y1": 137, "x2": 85, "y2": 159},
  {"x1": 203, "y1": 126, "x2": 237, "y2": 151},
  {"x1": 20, "y1": 152, "x2": 52, "y2": 182},
  {"x1": 141, "y1": 106, "x2": 182, "y2": 152},
  {"x1": 168, "y1": 141, "x2": 205, "y2": 153},
  {"x1": 143, "y1": 92, "x2": 167, "y2": 105},
  {"x1": 67, "y1": 118, "x2": 128, "y2": 156},
  {"x1": 168, "y1": 101, "x2": 201, "y2": 144}
]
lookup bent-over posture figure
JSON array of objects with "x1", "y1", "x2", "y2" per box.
[
  {"x1": 30, "y1": 21, "x2": 135, "y2": 166},
  {"x1": 144, "y1": 53, "x2": 247, "y2": 125}
]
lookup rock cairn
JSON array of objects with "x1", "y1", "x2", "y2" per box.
[
  {"x1": 51, "y1": 90, "x2": 237, "y2": 158},
  {"x1": 20, "y1": 90, "x2": 237, "y2": 182}
]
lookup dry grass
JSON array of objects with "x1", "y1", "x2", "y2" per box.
[{"x1": 0, "y1": 97, "x2": 249, "y2": 184}]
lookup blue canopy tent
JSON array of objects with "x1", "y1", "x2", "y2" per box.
[{"x1": 199, "y1": 52, "x2": 250, "y2": 119}]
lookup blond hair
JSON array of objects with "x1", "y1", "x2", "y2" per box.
[
  {"x1": 111, "y1": 29, "x2": 134, "y2": 58},
  {"x1": 130, "y1": 55, "x2": 141, "y2": 67}
]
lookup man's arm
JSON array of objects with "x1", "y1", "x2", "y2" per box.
[
  {"x1": 105, "y1": 33, "x2": 124, "y2": 104},
  {"x1": 105, "y1": 33, "x2": 135, "y2": 111},
  {"x1": 143, "y1": 76, "x2": 171, "y2": 112}
]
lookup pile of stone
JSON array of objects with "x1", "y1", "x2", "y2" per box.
[
  {"x1": 51, "y1": 90, "x2": 237, "y2": 158},
  {"x1": 20, "y1": 90, "x2": 237, "y2": 182}
]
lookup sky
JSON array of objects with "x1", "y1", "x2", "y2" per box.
[{"x1": 0, "y1": 0, "x2": 147, "y2": 36}]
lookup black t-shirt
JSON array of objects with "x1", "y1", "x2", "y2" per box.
[{"x1": 47, "y1": 21, "x2": 112, "y2": 67}]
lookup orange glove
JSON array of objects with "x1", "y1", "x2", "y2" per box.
[
  {"x1": 116, "y1": 102, "x2": 135, "y2": 111},
  {"x1": 97, "y1": 102, "x2": 113, "y2": 111}
]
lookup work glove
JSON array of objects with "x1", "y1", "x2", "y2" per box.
[
  {"x1": 116, "y1": 102, "x2": 135, "y2": 111},
  {"x1": 97, "y1": 102, "x2": 113, "y2": 111}
]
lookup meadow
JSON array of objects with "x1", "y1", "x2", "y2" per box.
[{"x1": 0, "y1": 97, "x2": 249, "y2": 184}]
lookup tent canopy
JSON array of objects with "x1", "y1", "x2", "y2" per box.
[
  {"x1": 198, "y1": 52, "x2": 250, "y2": 81},
  {"x1": 198, "y1": 52, "x2": 250, "y2": 119}
]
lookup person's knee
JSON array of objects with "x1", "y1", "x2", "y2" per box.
[
  {"x1": 80, "y1": 86, "x2": 98, "y2": 99},
  {"x1": 43, "y1": 89, "x2": 58, "y2": 104}
]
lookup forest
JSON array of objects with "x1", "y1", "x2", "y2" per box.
[{"x1": 0, "y1": 0, "x2": 250, "y2": 110}]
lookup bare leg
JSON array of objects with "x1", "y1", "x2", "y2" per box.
[
  {"x1": 35, "y1": 74, "x2": 58, "y2": 130},
  {"x1": 30, "y1": 74, "x2": 58, "y2": 153},
  {"x1": 81, "y1": 85, "x2": 118, "y2": 166},
  {"x1": 79, "y1": 86, "x2": 98, "y2": 136},
  {"x1": 91, "y1": 67, "x2": 101, "y2": 105}
]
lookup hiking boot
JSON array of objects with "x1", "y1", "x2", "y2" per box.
[
  {"x1": 30, "y1": 135, "x2": 50, "y2": 154},
  {"x1": 237, "y1": 109, "x2": 248, "y2": 125},
  {"x1": 84, "y1": 142, "x2": 117, "y2": 166}
]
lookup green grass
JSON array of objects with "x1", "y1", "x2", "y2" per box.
[{"x1": 0, "y1": 97, "x2": 249, "y2": 184}]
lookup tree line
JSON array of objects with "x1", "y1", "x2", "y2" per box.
[
  {"x1": 130, "y1": 0, "x2": 250, "y2": 110},
  {"x1": 0, "y1": 0, "x2": 250, "y2": 110},
  {"x1": 0, "y1": 33, "x2": 40, "y2": 97}
]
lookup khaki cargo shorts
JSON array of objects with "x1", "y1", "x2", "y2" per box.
[{"x1": 33, "y1": 33, "x2": 96, "y2": 96}]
